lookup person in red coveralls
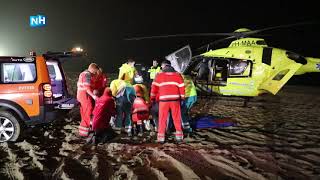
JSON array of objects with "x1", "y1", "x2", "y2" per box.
[
  {"x1": 90, "y1": 87, "x2": 116, "y2": 144},
  {"x1": 150, "y1": 60, "x2": 185, "y2": 144},
  {"x1": 77, "y1": 63, "x2": 99, "y2": 137}
]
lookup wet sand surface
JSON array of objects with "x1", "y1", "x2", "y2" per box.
[{"x1": 0, "y1": 85, "x2": 319, "y2": 180}]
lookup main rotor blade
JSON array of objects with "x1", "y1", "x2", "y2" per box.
[
  {"x1": 197, "y1": 36, "x2": 236, "y2": 51},
  {"x1": 246, "y1": 21, "x2": 315, "y2": 35},
  {"x1": 124, "y1": 33, "x2": 234, "y2": 40}
]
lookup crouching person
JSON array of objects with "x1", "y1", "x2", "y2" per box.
[
  {"x1": 89, "y1": 87, "x2": 116, "y2": 144},
  {"x1": 110, "y1": 79, "x2": 136, "y2": 136}
]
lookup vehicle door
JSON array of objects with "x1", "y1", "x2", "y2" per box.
[{"x1": 44, "y1": 52, "x2": 83, "y2": 110}]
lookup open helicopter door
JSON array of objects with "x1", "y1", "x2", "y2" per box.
[
  {"x1": 165, "y1": 45, "x2": 192, "y2": 73},
  {"x1": 208, "y1": 58, "x2": 229, "y2": 86},
  {"x1": 259, "y1": 63, "x2": 302, "y2": 95}
]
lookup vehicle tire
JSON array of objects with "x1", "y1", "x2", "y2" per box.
[{"x1": 0, "y1": 111, "x2": 21, "y2": 142}]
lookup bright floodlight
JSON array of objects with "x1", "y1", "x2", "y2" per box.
[{"x1": 72, "y1": 47, "x2": 83, "y2": 52}]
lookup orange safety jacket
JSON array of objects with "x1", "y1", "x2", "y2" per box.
[{"x1": 150, "y1": 72, "x2": 185, "y2": 102}]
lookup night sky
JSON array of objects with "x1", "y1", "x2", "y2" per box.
[{"x1": 1, "y1": 1, "x2": 320, "y2": 75}]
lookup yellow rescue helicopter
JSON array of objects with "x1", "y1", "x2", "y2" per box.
[{"x1": 126, "y1": 22, "x2": 320, "y2": 98}]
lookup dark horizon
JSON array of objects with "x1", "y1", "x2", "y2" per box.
[{"x1": 1, "y1": 1, "x2": 320, "y2": 76}]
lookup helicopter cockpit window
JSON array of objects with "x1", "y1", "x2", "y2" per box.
[{"x1": 229, "y1": 60, "x2": 250, "y2": 76}]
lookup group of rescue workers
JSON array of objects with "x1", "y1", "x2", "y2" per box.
[{"x1": 76, "y1": 58, "x2": 197, "y2": 144}]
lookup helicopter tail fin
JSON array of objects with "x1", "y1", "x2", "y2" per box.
[{"x1": 294, "y1": 57, "x2": 320, "y2": 75}]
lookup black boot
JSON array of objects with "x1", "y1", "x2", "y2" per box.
[
  {"x1": 137, "y1": 125, "x2": 143, "y2": 137},
  {"x1": 132, "y1": 124, "x2": 137, "y2": 136},
  {"x1": 86, "y1": 132, "x2": 96, "y2": 145}
]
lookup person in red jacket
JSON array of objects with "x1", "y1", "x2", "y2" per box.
[
  {"x1": 132, "y1": 82, "x2": 150, "y2": 137},
  {"x1": 90, "y1": 87, "x2": 116, "y2": 144},
  {"x1": 77, "y1": 63, "x2": 99, "y2": 137},
  {"x1": 150, "y1": 60, "x2": 185, "y2": 144}
]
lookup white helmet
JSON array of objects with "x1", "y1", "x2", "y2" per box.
[{"x1": 134, "y1": 75, "x2": 143, "y2": 83}]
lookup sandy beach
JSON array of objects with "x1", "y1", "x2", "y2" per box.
[{"x1": 0, "y1": 82, "x2": 319, "y2": 179}]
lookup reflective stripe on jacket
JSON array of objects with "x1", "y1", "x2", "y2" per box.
[
  {"x1": 77, "y1": 71, "x2": 91, "y2": 91},
  {"x1": 151, "y1": 72, "x2": 185, "y2": 101},
  {"x1": 77, "y1": 70, "x2": 94, "y2": 100},
  {"x1": 132, "y1": 97, "x2": 149, "y2": 122}
]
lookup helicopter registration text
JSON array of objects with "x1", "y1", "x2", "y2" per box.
[{"x1": 230, "y1": 40, "x2": 257, "y2": 47}]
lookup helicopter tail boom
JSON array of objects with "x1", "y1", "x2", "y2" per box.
[{"x1": 295, "y1": 57, "x2": 320, "y2": 75}]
